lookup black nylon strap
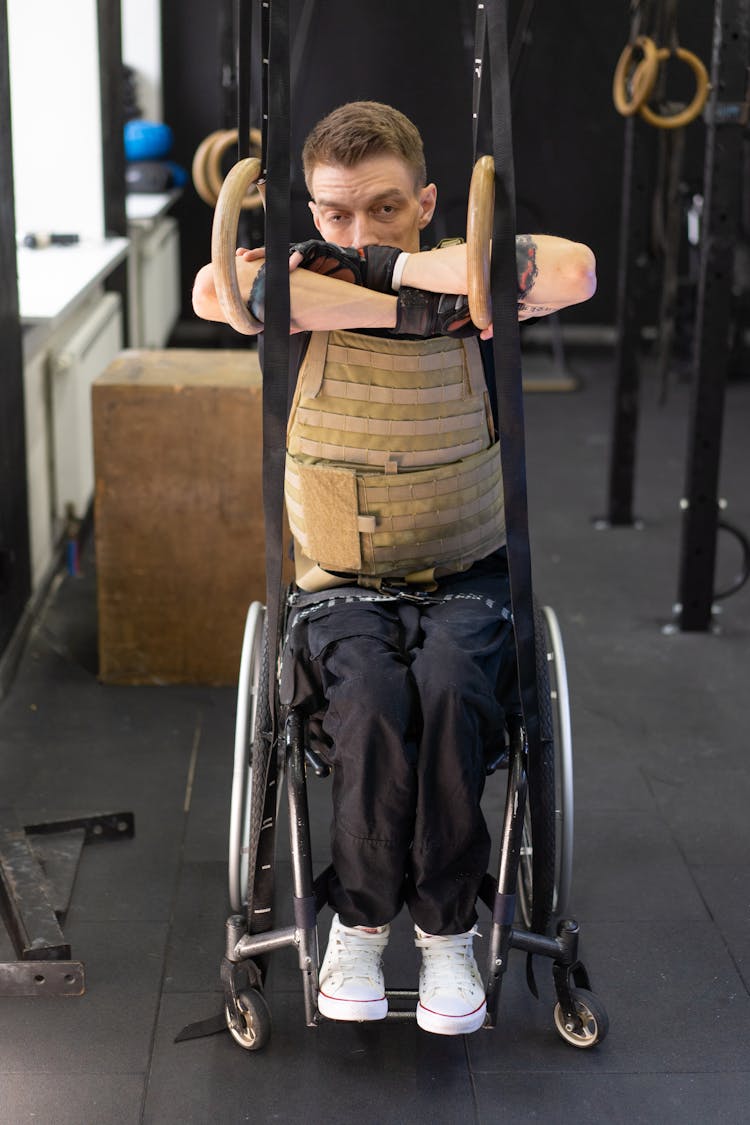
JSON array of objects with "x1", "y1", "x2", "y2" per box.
[
  {"x1": 236, "y1": 0, "x2": 252, "y2": 160},
  {"x1": 260, "y1": 0, "x2": 270, "y2": 171},
  {"x1": 482, "y1": 1, "x2": 542, "y2": 762},
  {"x1": 472, "y1": 2, "x2": 487, "y2": 159},
  {"x1": 473, "y1": 0, "x2": 537, "y2": 162},
  {"x1": 261, "y1": 0, "x2": 291, "y2": 714}
]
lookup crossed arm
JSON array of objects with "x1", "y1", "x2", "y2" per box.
[{"x1": 192, "y1": 235, "x2": 597, "y2": 336}]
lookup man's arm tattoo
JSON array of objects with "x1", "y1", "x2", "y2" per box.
[
  {"x1": 517, "y1": 300, "x2": 559, "y2": 320},
  {"x1": 515, "y1": 235, "x2": 538, "y2": 300}
]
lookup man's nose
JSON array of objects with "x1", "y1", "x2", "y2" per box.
[{"x1": 351, "y1": 216, "x2": 378, "y2": 248}]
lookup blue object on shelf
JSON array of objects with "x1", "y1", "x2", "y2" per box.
[
  {"x1": 124, "y1": 120, "x2": 174, "y2": 162},
  {"x1": 166, "y1": 161, "x2": 189, "y2": 187}
]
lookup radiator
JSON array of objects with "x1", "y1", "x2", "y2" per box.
[
  {"x1": 49, "y1": 292, "x2": 123, "y2": 522},
  {"x1": 140, "y1": 216, "x2": 181, "y2": 348}
]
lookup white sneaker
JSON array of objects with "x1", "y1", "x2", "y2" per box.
[
  {"x1": 415, "y1": 925, "x2": 487, "y2": 1035},
  {"x1": 317, "y1": 914, "x2": 389, "y2": 1022}
]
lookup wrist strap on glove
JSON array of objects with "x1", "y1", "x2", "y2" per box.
[
  {"x1": 246, "y1": 270, "x2": 268, "y2": 327},
  {"x1": 361, "y1": 245, "x2": 403, "y2": 292},
  {"x1": 394, "y1": 286, "x2": 479, "y2": 338}
]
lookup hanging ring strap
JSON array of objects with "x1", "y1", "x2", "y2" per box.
[
  {"x1": 638, "y1": 46, "x2": 710, "y2": 129},
  {"x1": 483, "y1": 0, "x2": 543, "y2": 789},
  {"x1": 211, "y1": 156, "x2": 264, "y2": 333},
  {"x1": 613, "y1": 35, "x2": 660, "y2": 116},
  {"x1": 466, "y1": 154, "x2": 495, "y2": 330}
]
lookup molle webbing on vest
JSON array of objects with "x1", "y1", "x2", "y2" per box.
[{"x1": 285, "y1": 330, "x2": 506, "y2": 583}]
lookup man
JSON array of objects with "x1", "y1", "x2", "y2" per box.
[{"x1": 194, "y1": 101, "x2": 595, "y2": 1036}]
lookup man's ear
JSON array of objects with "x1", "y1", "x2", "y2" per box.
[
  {"x1": 309, "y1": 200, "x2": 322, "y2": 233},
  {"x1": 418, "y1": 183, "x2": 437, "y2": 230}
]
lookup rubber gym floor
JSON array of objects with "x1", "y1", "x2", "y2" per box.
[{"x1": 1, "y1": 347, "x2": 749, "y2": 1124}]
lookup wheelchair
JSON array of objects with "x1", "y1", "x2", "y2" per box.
[{"x1": 223, "y1": 588, "x2": 608, "y2": 1052}]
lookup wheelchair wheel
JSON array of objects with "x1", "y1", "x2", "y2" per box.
[
  {"x1": 517, "y1": 604, "x2": 574, "y2": 933},
  {"x1": 553, "y1": 988, "x2": 608, "y2": 1048},
  {"x1": 225, "y1": 988, "x2": 272, "y2": 1051},
  {"x1": 541, "y1": 604, "x2": 574, "y2": 919},
  {"x1": 228, "y1": 602, "x2": 267, "y2": 913}
]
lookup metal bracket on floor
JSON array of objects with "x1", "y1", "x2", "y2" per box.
[{"x1": 0, "y1": 810, "x2": 134, "y2": 997}]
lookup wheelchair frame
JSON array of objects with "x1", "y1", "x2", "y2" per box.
[{"x1": 221, "y1": 595, "x2": 607, "y2": 1051}]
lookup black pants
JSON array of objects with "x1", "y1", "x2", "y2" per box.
[{"x1": 281, "y1": 553, "x2": 516, "y2": 935}]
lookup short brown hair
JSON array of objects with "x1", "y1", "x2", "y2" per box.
[{"x1": 302, "y1": 101, "x2": 427, "y2": 195}]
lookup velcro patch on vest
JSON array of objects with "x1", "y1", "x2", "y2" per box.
[{"x1": 297, "y1": 462, "x2": 362, "y2": 572}]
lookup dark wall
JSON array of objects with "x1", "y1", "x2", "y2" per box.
[
  {"x1": 162, "y1": 0, "x2": 234, "y2": 323},
  {"x1": 162, "y1": 0, "x2": 716, "y2": 327},
  {"x1": 0, "y1": 0, "x2": 31, "y2": 658}
]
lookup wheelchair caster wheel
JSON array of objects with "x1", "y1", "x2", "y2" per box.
[
  {"x1": 553, "y1": 988, "x2": 608, "y2": 1048},
  {"x1": 226, "y1": 988, "x2": 272, "y2": 1051}
]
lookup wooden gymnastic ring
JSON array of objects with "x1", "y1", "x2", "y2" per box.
[
  {"x1": 466, "y1": 155, "x2": 495, "y2": 332},
  {"x1": 211, "y1": 157, "x2": 264, "y2": 334},
  {"x1": 206, "y1": 128, "x2": 263, "y2": 209},
  {"x1": 638, "y1": 47, "x2": 710, "y2": 129},
  {"x1": 192, "y1": 129, "x2": 227, "y2": 206},
  {"x1": 192, "y1": 128, "x2": 263, "y2": 209},
  {"x1": 612, "y1": 35, "x2": 660, "y2": 116}
]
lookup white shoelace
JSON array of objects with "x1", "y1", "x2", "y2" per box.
[
  {"x1": 415, "y1": 927, "x2": 482, "y2": 997},
  {"x1": 325, "y1": 924, "x2": 388, "y2": 984}
]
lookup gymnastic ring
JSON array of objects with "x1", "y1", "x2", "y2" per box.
[
  {"x1": 612, "y1": 35, "x2": 660, "y2": 116},
  {"x1": 466, "y1": 154, "x2": 495, "y2": 332},
  {"x1": 211, "y1": 156, "x2": 264, "y2": 333},
  {"x1": 638, "y1": 47, "x2": 710, "y2": 129},
  {"x1": 206, "y1": 127, "x2": 264, "y2": 209},
  {"x1": 192, "y1": 128, "x2": 263, "y2": 209},
  {"x1": 192, "y1": 129, "x2": 227, "y2": 206}
]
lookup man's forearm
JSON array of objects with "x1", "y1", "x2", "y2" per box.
[
  {"x1": 400, "y1": 235, "x2": 597, "y2": 311},
  {"x1": 290, "y1": 269, "x2": 398, "y2": 332},
  {"x1": 192, "y1": 257, "x2": 398, "y2": 333}
]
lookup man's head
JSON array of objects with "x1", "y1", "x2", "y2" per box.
[{"x1": 302, "y1": 101, "x2": 437, "y2": 253}]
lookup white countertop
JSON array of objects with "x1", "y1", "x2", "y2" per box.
[
  {"x1": 18, "y1": 237, "x2": 130, "y2": 325},
  {"x1": 18, "y1": 193, "x2": 180, "y2": 331},
  {"x1": 125, "y1": 189, "x2": 182, "y2": 224}
]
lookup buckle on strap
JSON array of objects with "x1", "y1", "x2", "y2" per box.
[{"x1": 379, "y1": 581, "x2": 440, "y2": 604}]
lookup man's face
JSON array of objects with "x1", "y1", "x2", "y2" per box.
[{"x1": 308, "y1": 153, "x2": 437, "y2": 254}]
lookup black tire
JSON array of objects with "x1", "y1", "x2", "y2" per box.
[
  {"x1": 540, "y1": 605, "x2": 574, "y2": 919},
  {"x1": 229, "y1": 603, "x2": 266, "y2": 913},
  {"x1": 516, "y1": 604, "x2": 557, "y2": 936},
  {"x1": 244, "y1": 622, "x2": 278, "y2": 936}
]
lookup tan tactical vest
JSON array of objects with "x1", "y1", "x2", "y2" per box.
[{"x1": 285, "y1": 329, "x2": 506, "y2": 591}]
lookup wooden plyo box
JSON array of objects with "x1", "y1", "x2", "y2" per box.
[{"x1": 93, "y1": 349, "x2": 273, "y2": 684}]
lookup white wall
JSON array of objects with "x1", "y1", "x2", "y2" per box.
[
  {"x1": 121, "y1": 0, "x2": 163, "y2": 121},
  {"x1": 8, "y1": 0, "x2": 105, "y2": 241}
]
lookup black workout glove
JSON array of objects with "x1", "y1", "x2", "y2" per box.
[
  {"x1": 291, "y1": 240, "x2": 404, "y2": 293},
  {"x1": 393, "y1": 286, "x2": 479, "y2": 338},
  {"x1": 290, "y1": 239, "x2": 366, "y2": 285},
  {"x1": 247, "y1": 241, "x2": 410, "y2": 322}
]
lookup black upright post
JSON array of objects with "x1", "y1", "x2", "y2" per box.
[
  {"x1": 603, "y1": 113, "x2": 658, "y2": 527},
  {"x1": 0, "y1": 0, "x2": 31, "y2": 667},
  {"x1": 97, "y1": 0, "x2": 129, "y2": 339},
  {"x1": 676, "y1": 0, "x2": 749, "y2": 631}
]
